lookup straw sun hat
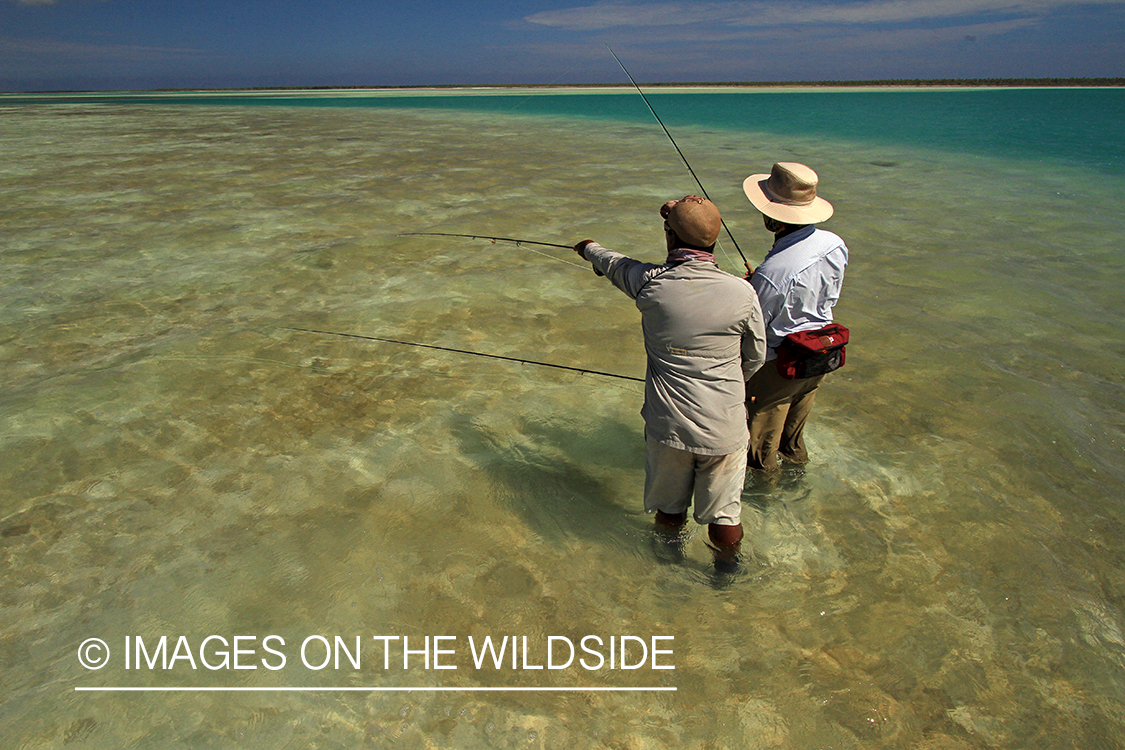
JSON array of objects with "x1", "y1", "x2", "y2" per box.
[{"x1": 743, "y1": 162, "x2": 834, "y2": 224}]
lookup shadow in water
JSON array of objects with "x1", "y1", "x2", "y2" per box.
[{"x1": 449, "y1": 411, "x2": 645, "y2": 550}]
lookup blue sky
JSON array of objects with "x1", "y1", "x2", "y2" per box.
[{"x1": 2, "y1": 0, "x2": 1122, "y2": 91}]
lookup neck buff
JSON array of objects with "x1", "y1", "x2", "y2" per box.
[{"x1": 666, "y1": 247, "x2": 716, "y2": 264}]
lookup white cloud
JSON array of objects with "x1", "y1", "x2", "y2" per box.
[
  {"x1": 524, "y1": 0, "x2": 1125, "y2": 30},
  {"x1": 524, "y1": 2, "x2": 686, "y2": 30},
  {"x1": 781, "y1": 16, "x2": 1044, "y2": 50},
  {"x1": 546, "y1": 14, "x2": 1041, "y2": 46}
]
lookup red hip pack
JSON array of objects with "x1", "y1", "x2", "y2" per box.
[{"x1": 775, "y1": 323, "x2": 849, "y2": 380}]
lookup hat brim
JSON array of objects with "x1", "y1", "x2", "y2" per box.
[{"x1": 743, "y1": 174, "x2": 834, "y2": 224}]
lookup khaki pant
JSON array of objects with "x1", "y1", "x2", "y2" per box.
[
  {"x1": 745, "y1": 363, "x2": 825, "y2": 471},
  {"x1": 643, "y1": 435, "x2": 747, "y2": 526}
]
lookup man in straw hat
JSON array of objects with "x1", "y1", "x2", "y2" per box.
[
  {"x1": 742, "y1": 162, "x2": 849, "y2": 472},
  {"x1": 574, "y1": 196, "x2": 766, "y2": 574}
]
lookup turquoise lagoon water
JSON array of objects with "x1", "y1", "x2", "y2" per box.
[
  {"x1": 1, "y1": 87, "x2": 1123, "y2": 749},
  {"x1": 8, "y1": 86, "x2": 1123, "y2": 172}
]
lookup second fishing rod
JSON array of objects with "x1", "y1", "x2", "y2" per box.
[
  {"x1": 407, "y1": 49, "x2": 749, "y2": 273},
  {"x1": 606, "y1": 45, "x2": 749, "y2": 269}
]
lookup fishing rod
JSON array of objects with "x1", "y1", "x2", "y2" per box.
[
  {"x1": 281, "y1": 326, "x2": 642, "y2": 383},
  {"x1": 399, "y1": 231, "x2": 602, "y2": 274},
  {"x1": 399, "y1": 232, "x2": 571, "y2": 250},
  {"x1": 606, "y1": 45, "x2": 749, "y2": 266}
]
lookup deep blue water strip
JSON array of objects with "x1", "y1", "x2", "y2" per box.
[{"x1": 4, "y1": 88, "x2": 1122, "y2": 174}]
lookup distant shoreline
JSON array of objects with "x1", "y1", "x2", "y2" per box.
[
  {"x1": 212, "y1": 77, "x2": 1124, "y2": 90},
  {"x1": 5, "y1": 78, "x2": 1124, "y2": 95}
]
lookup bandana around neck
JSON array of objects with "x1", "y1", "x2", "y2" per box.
[{"x1": 665, "y1": 247, "x2": 716, "y2": 265}]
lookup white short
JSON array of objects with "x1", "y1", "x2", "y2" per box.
[{"x1": 643, "y1": 435, "x2": 747, "y2": 526}]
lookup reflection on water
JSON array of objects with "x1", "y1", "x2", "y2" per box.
[{"x1": 2, "y1": 99, "x2": 1124, "y2": 748}]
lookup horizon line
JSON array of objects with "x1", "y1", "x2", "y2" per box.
[{"x1": 5, "y1": 76, "x2": 1124, "y2": 96}]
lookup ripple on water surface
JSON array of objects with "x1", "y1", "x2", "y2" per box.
[{"x1": 1, "y1": 98, "x2": 1124, "y2": 749}]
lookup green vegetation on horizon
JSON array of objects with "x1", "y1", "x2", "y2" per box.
[{"x1": 7, "y1": 77, "x2": 1123, "y2": 95}]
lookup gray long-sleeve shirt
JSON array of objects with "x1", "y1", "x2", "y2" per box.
[{"x1": 584, "y1": 242, "x2": 767, "y2": 455}]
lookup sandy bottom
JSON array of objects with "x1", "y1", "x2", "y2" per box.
[{"x1": 1, "y1": 101, "x2": 1123, "y2": 749}]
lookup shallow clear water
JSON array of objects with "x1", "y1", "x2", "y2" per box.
[{"x1": 1, "y1": 92, "x2": 1124, "y2": 749}]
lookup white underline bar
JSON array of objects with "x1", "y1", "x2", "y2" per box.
[{"x1": 75, "y1": 686, "x2": 675, "y2": 692}]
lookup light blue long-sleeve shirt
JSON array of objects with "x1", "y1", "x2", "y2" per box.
[{"x1": 750, "y1": 226, "x2": 848, "y2": 361}]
